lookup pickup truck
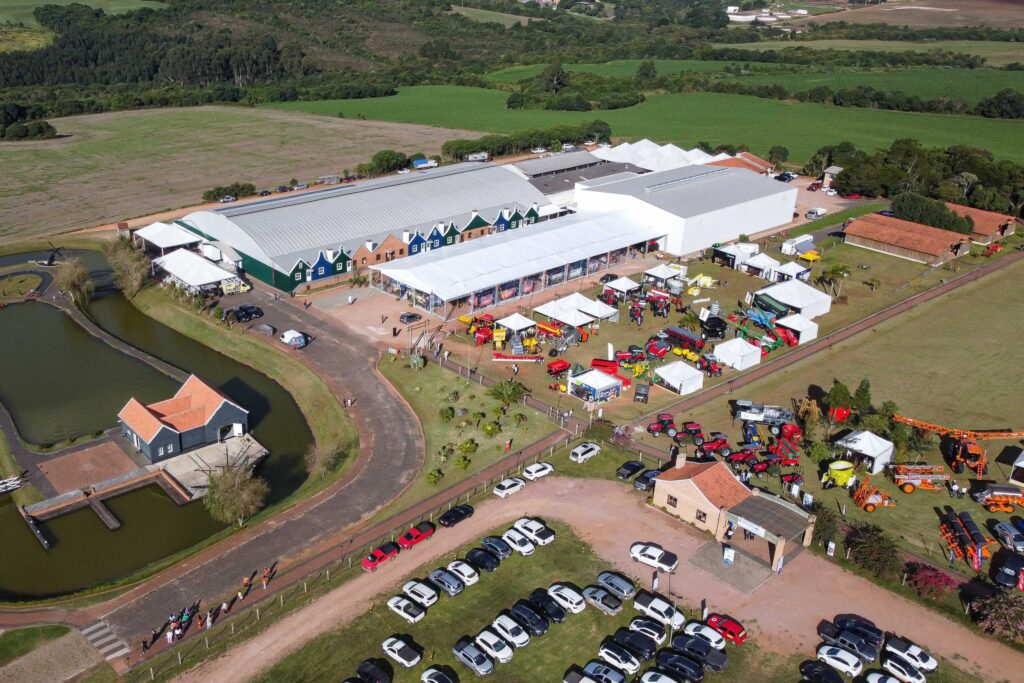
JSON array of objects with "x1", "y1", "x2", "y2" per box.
[
  {"x1": 632, "y1": 590, "x2": 685, "y2": 630},
  {"x1": 732, "y1": 400, "x2": 794, "y2": 433},
  {"x1": 817, "y1": 623, "x2": 878, "y2": 663}
]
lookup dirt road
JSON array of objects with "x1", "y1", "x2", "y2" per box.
[{"x1": 177, "y1": 478, "x2": 1023, "y2": 683}]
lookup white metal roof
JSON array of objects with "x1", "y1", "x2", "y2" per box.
[
  {"x1": 373, "y1": 212, "x2": 662, "y2": 301},
  {"x1": 744, "y1": 253, "x2": 781, "y2": 270},
  {"x1": 605, "y1": 276, "x2": 641, "y2": 293},
  {"x1": 495, "y1": 313, "x2": 536, "y2": 332},
  {"x1": 153, "y1": 249, "x2": 235, "y2": 287},
  {"x1": 513, "y1": 151, "x2": 602, "y2": 177},
  {"x1": 135, "y1": 222, "x2": 202, "y2": 250}
]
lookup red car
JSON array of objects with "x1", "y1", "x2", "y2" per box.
[
  {"x1": 361, "y1": 541, "x2": 400, "y2": 571},
  {"x1": 397, "y1": 521, "x2": 435, "y2": 549},
  {"x1": 706, "y1": 613, "x2": 747, "y2": 644}
]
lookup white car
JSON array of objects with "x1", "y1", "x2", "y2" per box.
[
  {"x1": 598, "y1": 642, "x2": 640, "y2": 675},
  {"x1": 882, "y1": 654, "x2": 926, "y2": 683},
  {"x1": 583, "y1": 660, "x2": 626, "y2": 683},
  {"x1": 492, "y1": 613, "x2": 530, "y2": 648},
  {"x1": 629, "y1": 543, "x2": 679, "y2": 573},
  {"x1": 570, "y1": 442, "x2": 601, "y2": 463},
  {"x1": 523, "y1": 462, "x2": 554, "y2": 480},
  {"x1": 817, "y1": 645, "x2": 864, "y2": 678},
  {"x1": 633, "y1": 591, "x2": 685, "y2": 630},
  {"x1": 514, "y1": 517, "x2": 555, "y2": 546},
  {"x1": 493, "y1": 477, "x2": 526, "y2": 498},
  {"x1": 382, "y1": 635, "x2": 422, "y2": 668},
  {"x1": 640, "y1": 672, "x2": 678, "y2": 683},
  {"x1": 447, "y1": 560, "x2": 479, "y2": 586},
  {"x1": 683, "y1": 622, "x2": 726, "y2": 651},
  {"x1": 531, "y1": 147, "x2": 547, "y2": 154},
  {"x1": 402, "y1": 580, "x2": 438, "y2": 607},
  {"x1": 475, "y1": 628, "x2": 513, "y2": 664},
  {"x1": 548, "y1": 583, "x2": 586, "y2": 614},
  {"x1": 866, "y1": 674, "x2": 901, "y2": 683},
  {"x1": 629, "y1": 617, "x2": 666, "y2": 645},
  {"x1": 824, "y1": 187, "x2": 838, "y2": 196},
  {"x1": 501, "y1": 528, "x2": 536, "y2": 556},
  {"x1": 883, "y1": 637, "x2": 937, "y2": 673},
  {"x1": 386, "y1": 596, "x2": 425, "y2": 624}
]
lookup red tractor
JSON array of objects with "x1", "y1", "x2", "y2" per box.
[
  {"x1": 697, "y1": 433, "x2": 733, "y2": 457},
  {"x1": 747, "y1": 459, "x2": 771, "y2": 474},
  {"x1": 647, "y1": 414, "x2": 679, "y2": 438},
  {"x1": 724, "y1": 449, "x2": 758, "y2": 467},
  {"x1": 694, "y1": 355, "x2": 723, "y2": 377},
  {"x1": 765, "y1": 452, "x2": 800, "y2": 467},
  {"x1": 646, "y1": 338, "x2": 672, "y2": 359},
  {"x1": 679, "y1": 422, "x2": 707, "y2": 445},
  {"x1": 615, "y1": 349, "x2": 646, "y2": 366},
  {"x1": 599, "y1": 290, "x2": 618, "y2": 307},
  {"x1": 780, "y1": 472, "x2": 805, "y2": 486}
]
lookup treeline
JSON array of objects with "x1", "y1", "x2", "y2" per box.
[
  {"x1": 698, "y1": 45, "x2": 985, "y2": 69},
  {"x1": 506, "y1": 63, "x2": 644, "y2": 111},
  {"x1": 202, "y1": 183, "x2": 256, "y2": 202},
  {"x1": 0, "y1": 101, "x2": 56, "y2": 141},
  {"x1": 793, "y1": 22, "x2": 1024, "y2": 44},
  {"x1": 803, "y1": 139, "x2": 1024, "y2": 218},
  {"x1": 442, "y1": 120, "x2": 611, "y2": 160},
  {"x1": 891, "y1": 192, "x2": 974, "y2": 234}
]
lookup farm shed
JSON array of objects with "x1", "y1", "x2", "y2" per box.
[
  {"x1": 775, "y1": 261, "x2": 811, "y2": 282},
  {"x1": 653, "y1": 361, "x2": 704, "y2": 395},
  {"x1": 152, "y1": 249, "x2": 238, "y2": 293},
  {"x1": 775, "y1": 314, "x2": 817, "y2": 344},
  {"x1": 756, "y1": 279, "x2": 832, "y2": 319},
  {"x1": 653, "y1": 460, "x2": 751, "y2": 534},
  {"x1": 943, "y1": 203, "x2": 1018, "y2": 245},
  {"x1": 570, "y1": 369, "x2": 622, "y2": 402},
  {"x1": 836, "y1": 431, "x2": 894, "y2": 475},
  {"x1": 714, "y1": 338, "x2": 761, "y2": 370},
  {"x1": 843, "y1": 214, "x2": 971, "y2": 266},
  {"x1": 133, "y1": 222, "x2": 202, "y2": 255}
]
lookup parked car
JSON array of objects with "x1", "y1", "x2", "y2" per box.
[
  {"x1": 492, "y1": 613, "x2": 530, "y2": 648},
  {"x1": 599, "y1": 642, "x2": 640, "y2": 675},
  {"x1": 481, "y1": 536, "x2": 513, "y2": 560},
  {"x1": 398, "y1": 521, "x2": 435, "y2": 549},
  {"x1": 362, "y1": 542, "x2": 400, "y2": 571},
  {"x1": 523, "y1": 461, "x2": 554, "y2": 481},
  {"x1": 239, "y1": 304, "x2": 263, "y2": 319},
  {"x1": 834, "y1": 616, "x2": 883, "y2": 648},
  {"x1": 258, "y1": 190, "x2": 272, "y2": 197},
  {"x1": 275, "y1": 185, "x2": 291, "y2": 193},
  {"x1": 446, "y1": 560, "x2": 479, "y2": 586},
  {"x1": 219, "y1": 195, "x2": 237, "y2": 203},
  {"x1": 883, "y1": 636, "x2": 937, "y2": 673},
  {"x1": 467, "y1": 547, "x2": 500, "y2": 573},
  {"x1": 818, "y1": 623, "x2": 877, "y2": 662},
  {"x1": 630, "y1": 543, "x2": 679, "y2": 572},
  {"x1": 428, "y1": 568, "x2": 464, "y2": 597},
  {"x1": 452, "y1": 636, "x2": 494, "y2": 676},
  {"x1": 632, "y1": 591, "x2": 685, "y2": 629},
  {"x1": 993, "y1": 521, "x2": 1024, "y2": 552},
  {"x1": 824, "y1": 187, "x2": 838, "y2": 197},
  {"x1": 655, "y1": 649, "x2": 705, "y2": 682},
  {"x1": 474, "y1": 628, "x2": 513, "y2": 664},
  {"x1": 629, "y1": 617, "x2": 666, "y2": 645},
  {"x1": 279, "y1": 330, "x2": 307, "y2": 349},
  {"x1": 799, "y1": 660, "x2": 843, "y2": 683},
  {"x1": 612, "y1": 627, "x2": 656, "y2": 660},
  {"x1": 387, "y1": 596, "x2": 425, "y2": 624},
  {"x1": 531, "y1": 147, "x2": 547, "y2": 154},
  {"x1": 864, "y1": 674, "x2": 900, "y2": 683},
  {"x1": 599, "y1": 273, "x2": 620, "y2": 284},
  {"x1": 356, "y1": 659, "x2": 393, "y2": 683},
  {"x1": 706, "y1": 613, "x2": 747, "y2": 644},
  {"x1": 597, "y1": 571, "x2": 636, "y2": 600},
  {"x1": 582, "y1": 660, "x2": 626, "y2": 683},
  {"x1": 583, "y1": 586, "x2": 622, "y2": 615},
  {"x1": 816, "y1": 645, "x2": 863, "y2": 678},
  {"x1": 493, "y1": 477, "x2": 526, "y2": 498},
  {"x1": 806, "y1": 208, "x2": 828, "y2": 220},
  {"x1": 634, "y1": 469, "x2": 659, "y2": 492},
  {"x1": 881, "y1": 653, "x2": 925, "y2": 683},
  {"x1": 438, "y1": 504, "x2": 473, "y2": 528},
  {"x1": 293, "y1": 183, "x2": 308, "y2": 190},
  {"x1": 420, "y1": 666, "x2": 456, "y2": 683},
  {"x1": 399, "y1": 312, "x2": 422, "y2": 324},
  {"x1": 639, "y1": 671, "x2": 679, "y2": 683},
  {"x1": 683, "y1": 622, "x2": 726, "y2": 651},
  {"x1": 548, "y1": 583, "x2": 586, "y2": 614},
  {"x1": 501, "y1": 528, "x2": 536, "y2": 556},
  {"x1": 670, "y1": 634, "x2": 728, "y2": 672},
  {"x1": 634, "y1": 383, "x2": 651, "y2": 403},
  {"x1": 528, "y1": 587, "x2": 567, "y2": 623},
  {"x1": 382, "y1": 635, "x2": 421, "y2": 668},
  {"x1": 514, "y1": 517, "x2": 555, "y2": 546},
  {"x1": 616, "y1": 461, "x2": 645, "y2": 480},
  {"x1": 402, "y1": 580, "x2": 438, "y2": 607},
  {"x1": 993, "y1": 551, "x2": 1024, "y2": 587},
  {"x1": 570, "y1": 442, "x2": 601, "y2": 463},
  {"x1": 510, "y1": 601, "x2": 549, "y2": 636}
]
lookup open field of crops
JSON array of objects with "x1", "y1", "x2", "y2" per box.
[{"x1": 487, "y1": 59, "x2": 762, "y2": 83}]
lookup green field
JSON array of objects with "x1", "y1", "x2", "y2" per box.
[
  {"x1": 0, "y1": 0, "x2": 165, "y2": 26},
  {"x1": 268, "y1": 85, "x2": 1024, "y2": 164},
  {"x1": 718, "y1": 39, "x2": 1024, "y2": 67},
  {"x1": 450, "y1": 5, "x2": 533, "y2": 27},
  {"x1": 487, "y1": 59, "x2": 760, "y2": 83},
  {"x1": 0, "y1": 23, "x2": 51, "y2": 51},
  {"x1": 0, "y1": 625, "x2": 70, "y2": 667}
]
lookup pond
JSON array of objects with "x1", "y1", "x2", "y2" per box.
[{"x1": 0, "y1": 257, "x2": 312, "y2": 599}]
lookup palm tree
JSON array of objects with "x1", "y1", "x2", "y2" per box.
[
  {"x1": 513, "y1": 413, "x2": 528, "y2": 431},
  {"x1": 678, "y1": 309, "x2": 701, "y2": 331},
  {"x1": 825, "y1": 264, "x2": 851, "y2": 297},
  {"x1": 486, "y1": 380, "x2": 530, "y2": 407},
  {"x1": 408, "y1": 354, "x2": 426, "y2": 371}
]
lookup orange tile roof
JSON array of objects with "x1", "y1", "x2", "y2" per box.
[
  {"x1": 707, "y1": 157, "x2": 766, "y2": 174},
  {"x1": 117, "y1": 375, "x2": 241, "y2": 443},
  {"x1": 656, "y1": 461, "x2": 751, "y2": 509},
  {"x1": 738, "y1": 151, "x2": 774, "y2": 172},
  {"x1": 845, "y1": 213, "x2": 970, "y2": 258},
  {"x1": 944, "y1": 202, "x2": 1016, "y2": 237}
]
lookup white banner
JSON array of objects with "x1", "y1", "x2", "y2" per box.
[{"x1": 737, "y1": 517, "x2": 766, "y2": 538}]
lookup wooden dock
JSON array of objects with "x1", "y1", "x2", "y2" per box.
[{"x1": 87, "y1": 496, "x2": 121, "y2": 530}]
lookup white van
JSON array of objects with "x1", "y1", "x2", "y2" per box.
[
  {"x1": 280, "y1": 330, "x2": 307, "y2": 349},
  {"x1": 805, "y1": 208, "x2": 827, "y2": 220}
]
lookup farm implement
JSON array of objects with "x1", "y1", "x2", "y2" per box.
[
  {"x1": 853, "y1": 476, "x2": 895, "y2": 513},
  {"x1": 891, "y1": 415, "x2": 1024, "y2": 476},
  {"x1": 890, "y1": 464, "x2": 950, "y2": 494},
  {"x1": 972, "y1": 484, "x2": 1024, "y2": 513},
  {"x1": 940, "y1": 510, "x2": 998, "y2": 571}
]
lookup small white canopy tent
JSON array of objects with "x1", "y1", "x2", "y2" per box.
[
  {"x1": 135, "y1": 222, "x2": 201, "y2": 254},
  {"x1": 776, "y1": 261, "x2": 811, "y2": 282},
  {"x1": 836, "y1": 431, "x2": 894, "y2": 475},
  {"x1": 496, "y1": 313, "x2": 536, "y2": 333},
  {"x1": 776, "y1": 313, "x2": 818, "y2": 345},
  {"x1": 550, "y1": 308, "x2": 594, "y2": 327},
  {"x1": 571, "y1": 369, "x2": 622, "y2": 401},
  {"x1": 153, "y1": 249, "x2": 236, "y2": 292},
  {"x1": 743, "y1": 253, "x2": 781, "y2": 280},
  {"x1": 557, "y1": 292, "x2": 593, "y2": 309},
  {"x1": 578, "y1": 297, "x2": 618, "y2": 321},
  {"x1": 714, "y1": 338, "x2": 761, "y2": 370},
  {"x1": 533, "y1": 300, "x2": 570, "y2": 319},
  {"x1": 756, "y1": 279, "x2": 832, "y2": 319},
  {"x1": 644, "y1": 263, "x2": 686, "y2": 285},
  {"x1": 605, "y1": 276, "x2": 641, "y2": 295},
  {"x1": 654, "y1": 361, "x2": 704, "y2": 395}
]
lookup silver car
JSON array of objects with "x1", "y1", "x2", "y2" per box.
[
  {"x1": 597, "y1": 571, "x2": 636, "y2": 600},
  {"x1": 583, "y1": 586, "x2": 623, "y2": 615},
  {"x1": 453, "y1": 636, "x2": 494, "y2": 676},
  {"x1": 993, "y1": 522, "x2": 1024, "y2": 552},
  {"x1": 429, "y1": 568, "x2": 465, "y2": 597}
]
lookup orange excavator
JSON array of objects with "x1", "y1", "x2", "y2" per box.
[{"x1": 891, "y1": 415, "x2": 1024, "y2": 477}]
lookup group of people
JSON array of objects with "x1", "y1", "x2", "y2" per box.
[{"x1": 949, "y1": 480, "x2": 968, "y2": 499}]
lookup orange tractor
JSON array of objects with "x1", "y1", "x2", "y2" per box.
[{"x1": 891, "y1": 415, "x2": 1024, "y2": 477}]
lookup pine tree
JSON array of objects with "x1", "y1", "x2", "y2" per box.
[{"x1": 853, "y1": 378, "x2": 872, "y2": 414}]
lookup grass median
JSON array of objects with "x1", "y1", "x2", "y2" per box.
[{"x1": 0, "y1": 625, "x2": 70, "y2": 667}]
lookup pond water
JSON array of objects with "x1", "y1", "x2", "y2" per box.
[{"x1": 0, "y1": 256, "x2": 312, "y2": 599}]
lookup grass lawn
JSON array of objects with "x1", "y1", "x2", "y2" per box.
[
  {"x1": 269, "y1": 86, "x2": 1024, "y2": 164},
  {"x1": 0, "y1": 272, "x2": 41, "y2": 303},
  {"x1": 486, "y1": 59, "x2": 764, "y2": 83},
  {"x1": 0, "y1": 0, "x2": 165, "y2": 26},
  {"x1": 717, "y1": 39, "x2": 1024, "y2": 67},
  {"x1": 0, "y1": 24, "x2": 52, "y2": 52},
  {"x1": 449, "y1": 5, "x2": 532, "y2": 27},
  {"x1": 0, "y1": 625, "x2": 70, "y2": 667}
]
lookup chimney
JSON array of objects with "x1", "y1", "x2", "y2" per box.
[
  {"x1": 401, "y1": 231, "x2": 411, "y2": 244},
  {"x1": 673, "y1": 448, "x2": 687, "y2": 469},
  {"x1": 365, "y1": 240, "x2": 376, "y2": 252}
]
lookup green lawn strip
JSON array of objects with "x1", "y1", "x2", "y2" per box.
[
  {"x1": 486, "y1": 59, "x2": 754, "y2": 83},
  {"x1": 449, "y1": 5, "x2": 532, "y2": 27},
  {"x1": 787, "y1": 202, "x2": 888, "y2": 238},
  {"x1": 268, "y1": 86, "x2": 1024, "y2": 164},
  {"x1": 0, "y1": 431, "x2": 43, "y2": 507},
  {"x1": 0, "y1": 0, "x2": 166, "y2": 27},
  {"x1": 0, "y1": 625, "x2": 70, "y2": 667},
  {"x1": 714, "y1": 39, "x2": 1024, "y2": 67},
  {"x1": 72, "y1": 662, "x2": 119, "y2": 682}
]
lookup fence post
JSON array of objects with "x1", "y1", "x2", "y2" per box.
[
  {"x1": 327, "y1": 568, "x2": 330, "y2": 580},
  {"x1": 304, "y1": 581, "x2": 308, "y2": 593},
  {"x1": 231, "y1": 623, "x2": 235, "y2": 635},
  {"x1": 256, "y1": 608, "x2": 260, "y2": 620},
  {"x1": 205, "y1": 637, "x2": 209, "y2": 650},
  {"x1": 150, "y1": 668, "x2": 154, "y2": 681},
  {"x1": 177, "y1": 652, "x2": 182, "y2": 665},
  {"x1": 280, "y1": 594, "x2": 284, "y2": 607}
]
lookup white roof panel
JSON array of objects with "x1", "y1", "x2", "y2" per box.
[
  {"x1": 572, "y1": 369, "x2": 621, "y2": 391},
  {"x1": 605, "y1": 276, "x2": 641, "y2": 293},
  {"x1": 496, "y1": 312, "x2": 536, "y2": 332},
  {"x1": 135, "y1": 222, "x2": 202, "y2": 250},
  {"x1": 153, "y1": 249, "x2": 235, "y2": 287}
]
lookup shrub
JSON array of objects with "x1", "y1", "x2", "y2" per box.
[
  {"x1": 974, "y1": 592, "x2": 1024, "y2": 644},
  {"x1": 458, "y1": 438, "x2": 478, "y2": 455},
  {"x1": 438, "y1": 406, "x2": 456, "y2": 423},
  {"x1": 584, "y1": 419, "x2": 614, "y2": 442},
  {"x1": 482, "y1": 422, "x2": 501, "y2": 438},
  {"x1": 812, "y1": 505, "x2": 838, "y2": 547},
  {"x1": 455, "y1": 455, "x2": 471, "y2": 470},
  {"x1": 845, "y1": 523, "x2": 902, "y2": 578},
  {"x1": 425, "y1": 468, "x2": 445, "y2": 485},
  {"x1": 907, "y1": 563, "x2": 958, "y2": 600}
]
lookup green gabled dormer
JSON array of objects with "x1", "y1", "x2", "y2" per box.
[
  {"x1": 332, "y1": 249, "x2": 351, "y2": 274},
  {"x1": 443, "y1": 222, "x2": 461, "y2": 245},
  {"x1": 287, "y1": 258, "x2": 310, "y2": 285},
  {"x1": 524, "y1": 203, "x2": 540, "y2": 225},
  {"x1": 463, "y1": 211, "x2": 490, "y2": 230},
  {"x1": 509, "y1": 206, "x2": 525, "y2": 230}
]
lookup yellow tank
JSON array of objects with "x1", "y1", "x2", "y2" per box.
[{"x1": 827, "y1": 460, "x2": 855, "y2": 486}]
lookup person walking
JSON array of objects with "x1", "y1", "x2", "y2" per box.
[
  {"x1": 196, "y1": 614, "x2": 205, "y2": 630},
  {"x1": 166, "y1": 628, "x2": 174, "y2": 645},
  {"x1": 237, "y1": 589, "x2": 245, "y2": 602},
  {"x1": 221, "y1": 600, "x2": 229, "y2": 615},
  {"x1": 142, "y1": 639, "x2": 149, "y2": 655},
  {"x1": 174, "y1": 626, "x2": 183, "y2": 641},
  {"x1": 950, "y1": 480, "x2": 959, "y2": 498},
  {"x1": 150, "y1": 628, "x2": 158, "y2": 646},
  {"x1": 206, "y1": 611, "x2": 213, "y2": 630}
]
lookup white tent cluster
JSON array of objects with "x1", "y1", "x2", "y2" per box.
[
  {"x1": 153, "y1": 249, "x2": 238, "y2": 292},
  {"x1": 756, "y1": 279, "x2": 832, "y2": 319},
  {"x1": 591, "y1": 139, "x2": 728, "y2": 172},
  {"x1": 534, "y1": 292, "x2": 617, "y2": 326}
]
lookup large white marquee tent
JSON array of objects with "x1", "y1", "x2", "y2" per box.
[
  {"x1": 714, "y1": 338, "x2": 761, "y2": 370},
  {"x1": 654, "y1": 361, "x2": 704, "y2": 395},
  {"x1": 756, "y1": 279, "x2": 832, "y2": 319},
  {"x1": 153, "y1": 249, "x2": 237, "y2": 292}
]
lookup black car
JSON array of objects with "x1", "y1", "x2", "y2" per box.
[
  {"x1": 240, "y1": 305, "x2": 263, "y2": 319},
  {"x1": 616, "y1": 461, "x2": 645, "y2": 481},
  {"x1": 799, "y1": 660, "x2": 843, "y2": 683},
  {"x1": 481, "y1": 536, "x2": 513, "y2": 560},
  {"x1": 399, "y1": 312, "x2": 422, "y2": 324},
  {"x1": 612, "y1": 627, "x2": 656, "y2": 661},
  {"x1": 466, "y1": 547, "x2": 500, "y2": 573},
  {"x1": 528, "y1": 588, "x2": 567, "y2": 623},
  {"x1": 994, "y1": 552, "x2": 1024, "y2": 588},
  {"x1": 510, "y1": 602, "x2": 549, "y2": 636},
  {"x1": 356, "y1": 658, "x2": 393, "y2": 683},
  {"x1": 670, "y1": 634, "x2": 728, "y2": 672},
  {"x1": 834, "y1": 616, "x2": 883, "y2": 648},
  {"x1": 258, "y1": 190, "x2": 272, "y2": 196},
  {"x1": 655, "y1": 649, "x2": 704, "y2": 682},
  {"x1": 599, "y1": 273, "x2": 620, "y2": 284},
  {"x1": 878, "y1": 209, "x2": 896, "y2": 218},
  {"x1": 276, "y1": 185, "x2": 291, "y2": 193},
  {"x1": 438, "y1": 504, "x2": 473, "y2": 528},
  {"x1": 634, "y1": 383, "x2": 650, "y2": 403},
  {"x1": 634, "y1": 469, "x2": 659, "y2": 492}
]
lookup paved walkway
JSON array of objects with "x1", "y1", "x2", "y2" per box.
[{"x1": 177, "y1": 478, "x2": 1024, "y2": 683}]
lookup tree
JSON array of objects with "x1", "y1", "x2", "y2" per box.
[
  {"x1": 678, "y1": 309, "x2": 701, "y2": 331},
  {"x1": 818, "y1": 264, "x2": 851, "y2": 297},
  {"x1": 54, "y1": 256, "x2": 94, "y2": 306},
  {"x1": 457, "y1": 438, "x2": 478, "y2": 455},
  {"x1": 853, "y1": 378, "x2": 872, "y2": 414},
  {"x1": 974, "y1": 591, "x2": 1024, "y2": 644},
  {"x1": 471, "y1": 411, "x2": 486, "y2": 428},
  {"x1": 635, "y1": 59, "x2": 657, "y2": 85},
  {"x1": 425, "y1": 467, "x2": 445, "y2": 485},
  {"x1": 104, "y1": 236, "x2": 149, "y2": 297},
  {"x1": 486, "y1": 380, "x2": 529, "y2": 407},
  {"x1": 513, "y1": 413, "x2": 528, "y2": 431},
  {"x1": 482, "y1": 421, "x2": 501, "y2": 438},
  {"x1": 408, "y1": 354, "x2": 425, "y2": 372},
  {"x1": 538, "y1": 61, "x2": 569, "y2": 94},
  {"x1": 812, "y1": 505, "x2": 838, "y2": 547},
  {"x1": 369, "y1": 149, "x2": 409, "y2": 175},
  {"x1": 305, "y1": 444, "x2": 344, "y2": 479},
  {"x1": 455, "y1": 454, "x2": 471, "y2": 470},
  {"x1": 845, "y1": 523, "x2": 902, "y2": 578},
  {"x1": 807, "y1": 441, "x2": 833, "y2": 464},
  {"x1": 203, "y1": 467, "x2": 268, "y2": 528},
  {"x1": 825, "y1": 379, "x2": 854, "y2": 412},
  {"x1": 906, "y1": 563, "x2": 958, "y2": 600},
  {"x1": 438, "y1": 406, "x2": 456, "y2": 423},
  {"x1": 767, "y1": 145, "x2": 789, "y2": 167},
  {"x1": 891, "y1": 192, "x2": 973, "y2": 233}
]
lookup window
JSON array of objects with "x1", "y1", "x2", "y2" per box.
[
  {"x1": 317, "y1": 267, "x2": 325, "y2": 275},
  {"x1": 361, "y1": 257, "x2": 367, "y2": 265},
  {"x1": 294, "y1": 272, "x2": 301, "y2": 281},
  {"x1": 666, "y1": 495, "x2": 678, "y2": 508},
  {"x1": 696, "y1": 510, "x2": 707, "y2": 523},
  {"x1": 399, "y1": 248, "x2": 404, "y2": 255},
  {"x1": 157, "y1": 446, "x2": 165, "y2": 456},
  {"x1": 336, "y1": 263, "x2": 344, "y2": 271},
  {"x1": 375, "y1": 254, "x2": 381, "y2": 261},
  {"x1": 166, "y1": 444, "x2": 174, "y2": 454}
]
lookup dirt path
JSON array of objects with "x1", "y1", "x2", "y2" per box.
[
  {"x1": 176, "y1": 478, "x2": 1024, "y2": 683},
  {"x1": 0, "y1": 631, "x2": 101, "y2": 683}
]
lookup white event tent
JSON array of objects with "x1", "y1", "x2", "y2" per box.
[
  {"x1": 713, "y1": 338, "x2": 761, "y2": 370},
  {"x1": 134, "y1": 222, "x2": 202, "y2": 254},
  {"x1": 605, "y1": 276, "x2": 641, "y2": 295},
  {"x1": 742, "y1": 253, "x2": 781, "y2": 280},
  {"x1": 495, "y1": 313, "x2": 536, "y2": 333},
  {"x1": 776, "y1": 261, "x2": 811, "y2": 282},
  {"x1": 654, "y1": 361, "x2": 704, "y2": 395},
  {"x1": 756, "y1": 279, "x2": 832, "y2": 319},
  {"x1": 776, "y1": 313, "x2": 818, "y2": 344},
  {"x1": 836, "y1": 431, "x2": 894, "y2": 475},
  {"x1": 153, "y1": 249, "x2": 237, "y2": 292}
]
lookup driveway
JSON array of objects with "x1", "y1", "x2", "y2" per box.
[{"x1": 178, "y1": 478, "x2": 1024, "y2": 683}]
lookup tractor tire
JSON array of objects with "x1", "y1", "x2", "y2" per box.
[
  {"x1": 901, "y1": 483, "x2": 915, "y2": 494},
  {"x1": 952, "y1": 461, "x2": 963, "y2": 474},
  {"x1": 694, "y1": 436, "x2": 704, "y2": 446},
  {"x1": 720, "y1": 447, "x2": 732, "y2": 457},
  {"x1": 666, "y1": 427, "x2": 678, "y2": 438},
  {"x1": 864, "y1": 504, "x2": 876, "y2": 513},
  {"x1": 769, "y1": 424, "x2": 781, "y2": 436}
]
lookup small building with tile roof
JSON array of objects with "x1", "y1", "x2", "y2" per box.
[
  {"x1": 652, "y1": 460, "x2": 752, "y2": 534},
  {"x1": 118, "y1": 375, "x2": 248, "y2": 463},
  {"x1": 943, "y1": 202, "x2": 1018, "y2": 245},
  {"x1": 844, "y1": 213, "x2": 971, "y2": 265}
]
